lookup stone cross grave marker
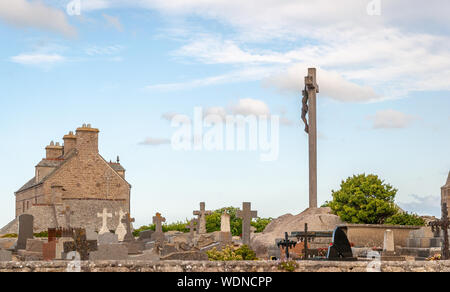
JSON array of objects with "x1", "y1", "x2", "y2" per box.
[
  {"x1": 186, "y1": 219, "x2": 197, "y2": 242},
  {"x1": 97, "y1": 208, "x2": 113, "y2": 235},
  {"x1": 63, "y1": 228, "x2": 98, "y2": 261},
  {"x1": 17, "y1": 214, "x2": 34, "y2": 250},
  {"x1": 121, "y1": 213, "x2": 135, "y2": 242},
  {"x1": 301, "y1": 68, "x2": 319, "y2": 208},
  {"x1": 429, "y1": 202, "x2": 450, "y2": 260},
  {"x1": 193, "y1": 202, "x2": 212, "y2": 234},
  {"x1": 115, "y1": 209, "x2": 127, "y2": 241},
  {"x1": 60, "y1": 206, "x2": 74, "y2": 228},
  {"x1": 237, "y1": 202, "x2": 257, "y2": 246},
  {"x1": 153, "y1": 213, "x2": 166, "y2": 233},
  {"x1": 277, "y1": 232, "x2": 297, "y2": 259}
]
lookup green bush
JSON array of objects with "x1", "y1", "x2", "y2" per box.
[
  {"x1": 207, "y1": 245, "x2": 257, "y2": 261},
  {"x1": 328, "y1": 174, "x2": 398, "y2": 224},
  {"x1": 384, "y1": 212, "x2": 425, "y2": 226},
  {"x1": 133, "y1": 220, "x2": 191, "y2": 237},
  {"x1": 34, "y1": 231, "x2": 48, "y2": 238},
  {"x1": 1, "y1": 233, "x2": 17, "y2": 238}
]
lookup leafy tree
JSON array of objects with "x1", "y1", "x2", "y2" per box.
[
  {"x1": 328, "y1": 174, "x2": 398, "y2": 224},
  {"x1": 384, "y1": 212, "x2": 425, "y2": 226}
]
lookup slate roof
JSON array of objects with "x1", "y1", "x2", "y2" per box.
[
  {"x1": 445, "y1": 171, "x2": 450, "y2": 187},
  {"x1": 16, "y1": 177, "x2": 38, "y2": 193},
  {"x1": 109, "y1": 163, "x2": 125, "y2": 172}
]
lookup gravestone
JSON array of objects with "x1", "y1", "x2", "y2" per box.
[
  {"x1": 98, "y1": 232, "x2": 119, "y2": 245},
  {"x1": 219, "y1": 213, "x2": 232, "y2": 244},
  {"x1": 327, "y1": 227, "x2": 355, "y2": 260},
  {"x1": 17, "y1": 214, "x2": 34, "y2": 250},
  {"x1": 186, "y1": 219, "x2": 197, "y2": 243},
  {"x1": 86, "y1": 227, "x2": 98, "y2": 241},
  {"x1": 97, "y1": 208, "x2": 113, "y2": 235},
  {"x1": 26, "y1": 239, "x2": 44, "y2": 253},
  {"x1": 115, "y1": 209, "x2": 127, "y2": 241},
  {"x1": 89, "y1": 244, "x2": 128, "y2": 261},
  {"x1": 121, "y1": 213, "x2": 135, "y2": 242},
  {"x1": 0, "y1": 250, "x2": 12, "y2": 261},
  {"x1": 193, "y1": 202, "x2": 212, "y2": 234},
  {"x1": 237, "y1": 202, "x2": 258, "y2": 246},
  {"x1": 383, "y1": 229, "x2": 395, "y2": 253},
  {"x1": 43, "y1": 241, "x2": 57, "y2": 261},
  {"x1": 63, "y1": 229, "x2": 98, "y2": 260},
  {"x1": 48, "y1": 228, "x2": 57, "y2": 242},
  {"x1": 151, "y1": 213, "x2": 166, "y2": 243},
  {"x1": 55, "y1": 237, "x2": 74, "y2": 260},
  {"x1": 138, "y1": 230, "x2": 154, "y2": 242}
]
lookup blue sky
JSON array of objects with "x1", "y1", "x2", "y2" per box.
[{"x1": 0, "y1": 0, "x2": 449, "y2": 227}]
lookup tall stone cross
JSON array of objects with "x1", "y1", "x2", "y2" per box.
[
  {"x1": 121, "y1": 213, "x2": 135, "y2": 242},
  {"x1": 237, "y1": 202, "x2": 258, "y2": 246},
  {"x1": 60, "y1": 206, "x2": 74, "y2": 228},
  {"x1": 153, "y1": 212, "x2": 166, "y2": 233},
  {"x1": 193, "y1": 202, "x2": 212, "y2": 234},
  {"x1": 301, "y1": 68, "x2": 319, "y2": 208},
  {"x1": 97, "y1": 208, "x2": 113, "y2": 235},
  {"x1": 429, "y1": 202, "x2": 450, "y2": 260}
]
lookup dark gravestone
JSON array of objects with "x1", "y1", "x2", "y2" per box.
[
  {"x1": 17, "y1": 214, "x2": 34, "y2": 250},
  {"x1": 138, "y1": 230, "x2": 154, "y2": 242},
  {"x1": 327, "y1": 227, "x2": 355, "y2": 260},
  {"x1": 63, "y1": 229, "x2": 97, "y2": 260}
]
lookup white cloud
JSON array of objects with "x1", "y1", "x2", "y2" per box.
[
  {"x1": 230, "y1": 98, "x2": 270, "y2": 116},
  {"x1": 398, "y1": 194, "x2": 441, "y2": 217},
  {"x1": 139, "y1": 137, "x2": 171, "y2": 146},
  {"x1": 0, "y1": 0, "x2": 76, "y2": 37},
  {"x1": 85, "y1": 45, "x2": 123, "y2": 56},
  {"x1": 367, "y1": 109, "x2": 418, "y2": 129},
  {"x1": 10, "y1": 53, "x2": 66, "y2": 66}
]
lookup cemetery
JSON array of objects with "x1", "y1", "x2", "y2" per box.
[{"x1": 0, "y1": 68, "x2": 448, "y2": 272}]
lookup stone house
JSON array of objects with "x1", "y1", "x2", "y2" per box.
[{"x1": 0, "y1": 124, "x2": 131, "y2": 234}]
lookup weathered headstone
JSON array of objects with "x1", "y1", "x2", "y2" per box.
[
  {"x1": 121, "y1": 213, "x2": 135, "y2": 242},
  {"x1": 383, "y1": 229, "x2": 395, "y2": 253},
  {"x1": 26, "y1": 239, "x2": 44, "y2": 253},
  {"x1": 237, "y1": 202, "x2": 258, "y2": 246},
  {"x1": 98, "y1": 232, "x2": 119, "y2": 245},
  {"x1": 186, "y1": 219, "x2": 197, "y2": 243},
  {"x1": 193, "y1": 202, "x2": 212, "y2": 234},
  {"x1": 138, "y1": 230, "x2": 154, "y2": 242},
  {"x1": 115, "y1": 209, "x2": 127, "y2": 241},
  {"x1": 219, "y1": 213, "x2": 232, "y2": 244},
  {"x1": 327, "y1": 227, "x2": 355, "y2": 260},
  {"x1": 97, "y1": 208, "x2": 113, "y2": 235},
  {"x1": 89, "y1": 244, "x2": 128, "y2": 261},
  {"x1": 63, "y1": 228, "x2": 98, "y2": 260},
  {"x1": 151, "y1": 213, "x2": 166, "y2": 243},
  {"x1": 17, "y1": 214, "x2": 34, "y2": 250},
  {"x1": 43, "y1": 241, "x2": 57, "y2": 261}
]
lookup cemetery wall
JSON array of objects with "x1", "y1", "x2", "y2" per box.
[
  {"x1": 1, "y1": 260, "x2": 450, "y2": 272},
  {"x1": 340, "y1": 224, "x2": 421, "y2": 248}
]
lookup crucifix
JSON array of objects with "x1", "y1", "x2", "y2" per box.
[
  {"x1": 277, "y1": 232, "x2": 297, "y2": 260},
  {"x1": 60, "y1": 206, "x2": 74, "y2": 228},
  {"x1": 237, "y1": 202, "x2": 258, "y2": 246},
  {"x1": 121, "y1": 213, "x2": 135, "y2": 242},
  {"x1": 301, "y1": 68, "x2": 319, "y2": 208},
  {"x1": 429, "y1": 202, "x2": 450, "y2": 260},
  {"x1": 193, "y1": 202, "x2": 212, "y2": 234},
  {"x1": 97, "y1": 208, "x2": 113, "y2": 235}
]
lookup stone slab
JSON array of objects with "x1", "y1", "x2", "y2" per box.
[
  {"x1": 26, "y1": 239, "x2": 44, "y2": 253},
  {"x1": 89, "y1": 244, "x2": 128, "y2": 261},
  {"x1": 98, "y1": 232, "x2": 119, "y2": 245},
  {"x1": 0, "y1": 250, "x2": 12, "y2": 261}
]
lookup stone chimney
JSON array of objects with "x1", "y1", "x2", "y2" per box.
[
  {"x1": 75, "y1": 124, "x2": 99, "y2": 155},
  {"x1": 63, "y1": 131, "x2": 77, "y2": 155},
  {"x1": 45, "y1": 141, "x2": 63, "y2": 159}
]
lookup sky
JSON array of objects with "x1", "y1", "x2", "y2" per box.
[{"x1": 0, "y1": 0, "x2": 449, "y2": 227}]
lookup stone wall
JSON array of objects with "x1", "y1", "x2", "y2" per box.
[{"x1": 0, "y1": 260, "x2": 449, "y2": 272}]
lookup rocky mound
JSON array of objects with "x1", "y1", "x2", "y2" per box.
[{"x1": 251, "y1": 207, "x2": 343, "y2": 257}]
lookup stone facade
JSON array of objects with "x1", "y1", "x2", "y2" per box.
[
  {"x1": 442, "y1": 171, "x2": 450, "y2": 214},
  {"x1": 1, "y1": 124, "x2": 131, "y2": 234}
]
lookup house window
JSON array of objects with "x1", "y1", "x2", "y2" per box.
[
  {"x1": 27, "y1": 201, "x2": 30, "y2": 210},
  {"x1": 22, "y1": 201, "x2": 25, "y2": 213}
]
